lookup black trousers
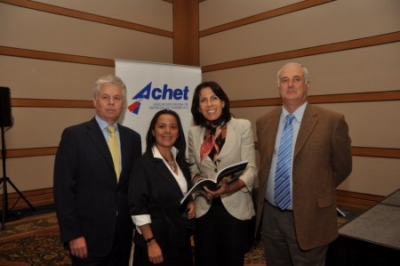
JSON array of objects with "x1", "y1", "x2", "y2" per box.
[
  {"x1": 132, "y1": 234, "x2": 193, "y2": 266},
  {"x1": 70, "y1": 219, "x2": 132, "y2": 266},
  {"x1": 194, "y1": 198, "x2": 248, "y2": 266}
]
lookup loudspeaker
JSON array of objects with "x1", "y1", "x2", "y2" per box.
[{"x1": 0, "y1": 86, "x2": 13, "y2": 127}]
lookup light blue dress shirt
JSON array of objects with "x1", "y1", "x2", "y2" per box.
[{"x1": 265, "y1": 102, "x2": 307, "y2": 210}]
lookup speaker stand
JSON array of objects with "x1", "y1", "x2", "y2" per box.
[{"x1": 1, "y1": 125, "x2": 35, "y2": 230}]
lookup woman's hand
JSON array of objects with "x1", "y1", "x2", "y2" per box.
[
  {"x1": 147, "y1": 240, "x2": 164, "y2": 264},
  {"x1": 203, "y1": 179, "x2": 226, "y2": 200},
  {"x1": 139, "y1": 224, "x2": 164, "y2": 264},
  {"x1": 187, "y1": 200, "x2": 196, "y2": 219},
  {"x1": 204, "y1": 177, "x2": 246, "y2": 200}
]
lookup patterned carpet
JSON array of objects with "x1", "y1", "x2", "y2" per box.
[
  {"x1": 244, "y1": 240, "x2": 266, "y2": 266},
  {"x1": 0, "y1": 212, "x2": 70, "y2": 266},
  {"x1": 0, "y1": 212, "x2": 266, "y2": 265}
]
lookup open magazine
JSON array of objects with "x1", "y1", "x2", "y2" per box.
[{"x1": 180, "y1": 160, "x2": 248, "y2": 204}]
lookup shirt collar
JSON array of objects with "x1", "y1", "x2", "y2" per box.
[
  {"x1": 95, "y1": 115, "x2": 118, "y2": 131},
  {"x1": 152, "y1": 145, "x2": 178, "y2": 159},
  {"x1": 281, "y1": 102, "x2": 307, "y2": 123}
]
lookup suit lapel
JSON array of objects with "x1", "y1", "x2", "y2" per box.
[
  {"x1": 86, "y1": 118, "x2": 115, "y2": 173},
  {"x1": 119, "y1": 125, "x2": 130, "y2": 175},
  {"x1": 259, "y1": 108, "x2": 281, "y2": 161},
  {"x1": 196, "y1": 120, "x2": 239, "y2": 163},
  {"x1": 266, "y1": 111, "x2": 281, "y2": 158},
  {"x1": 295, "y1": 105, "x2": 318, "y2": 157},
  {"x1": 218, "y1": 122, "x2": 236, "y2": 158},
  {"x1": 118, "y1": 125, "x2": 130, "y2": 184},
  {"x1": 153, "y1": 157, "x2": 184, "y2": 195}
]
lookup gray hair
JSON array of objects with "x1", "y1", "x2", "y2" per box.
[
  {"x1": 93, "y1": 74, "x2": 127, "y2": 100},
  {"x1": 277, "y1": 62, "x2": 310, "y2": 86}
]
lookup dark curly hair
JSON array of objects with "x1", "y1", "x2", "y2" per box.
[{"x1": 190, "y1": 81, "x2": 232, "y2": 126}]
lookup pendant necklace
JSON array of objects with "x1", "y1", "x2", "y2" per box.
[
  {"x1": 161, "y1": 153, "x2": 176, "y2": 172},
  {"x1": 167, "y1": 160, "x2": 176, "y2": 172}
]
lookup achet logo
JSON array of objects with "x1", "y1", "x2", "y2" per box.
[{"x1": 128, "y1": 82, "x2": 190, "y2": 114}]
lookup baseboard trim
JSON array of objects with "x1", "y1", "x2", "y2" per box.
[
  {"x1": 0, "y1": 187, "x2": 54, "y2": 210},
  {"x1": 336, "y1": 190, "x2": 385, "y2": 211}
]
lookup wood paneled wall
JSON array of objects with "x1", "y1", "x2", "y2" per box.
[{"x1": 0, "y1": 0, "x2": 399, "y2": 208}]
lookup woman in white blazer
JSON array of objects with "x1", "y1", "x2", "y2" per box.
[{"x1": 188, "y1": 81, "x2": 257, "y2": 266}]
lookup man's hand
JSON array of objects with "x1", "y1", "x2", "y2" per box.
[{"x1": 69, "y1": 236, "x2": 88, "y2": 259}]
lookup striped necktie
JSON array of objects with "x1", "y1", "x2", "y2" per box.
[
  {"x1": 106, "y1": 126, "x2": 120, "y2": 181},
  {"x1": 274, "y1": 114, "x2": 295, "y2": 210}
]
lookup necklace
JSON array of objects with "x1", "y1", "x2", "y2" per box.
[
  {"x1": 167, "y1": 160, "x2": 176, "y2": 172},
  {"x1": 160, "y1": 152, "x2": 176, "y2": 172}
]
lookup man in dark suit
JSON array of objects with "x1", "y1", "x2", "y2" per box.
[
  {"x1": 54, "y1": 74, "x2": 142, "y2": 265},
  {"x1": 255, "y1": 62, "x2": 352, "y2": 265}
]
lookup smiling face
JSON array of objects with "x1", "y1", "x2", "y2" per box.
[
  {"x1": 198, "y1": 87, "x2": 225, "y2": 122},
  {"x1": 93, "y1": 83, "x2": 124, "y2": 125},
  {"x1": 153, "y1": 114, "x2": 179, "y2": 150},
  {"x1": 278, "y1": 63, "x2": 310, "y2": 112}
]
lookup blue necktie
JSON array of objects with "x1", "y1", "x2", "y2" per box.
[{"x1": 274, "y1": 114, "x2": 295, "y2": 210}]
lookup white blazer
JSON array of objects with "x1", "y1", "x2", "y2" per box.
[{"x1": 188, "y1": 117, "x2": 257, "y2": 220}]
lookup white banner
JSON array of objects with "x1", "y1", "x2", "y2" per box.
[{"x1": 115, "y1": 59, "x2": 201, "y2": 150}]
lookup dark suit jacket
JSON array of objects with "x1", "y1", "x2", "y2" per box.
[
  {"x1": 54, "y1": 117, "x2": 142, "y2": 256},
  {"x1": 128, "y1": 151, "x2": 193, "y2": 258},
  {"x1": 255, "y1": 104, "x2": 352, "y2": 250}
]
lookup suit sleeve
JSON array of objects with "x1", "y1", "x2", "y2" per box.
[
  {"x1": 331, "y1": 115, "x2": 352, "y2": 186},
  {"x1": 128, "y1": 158, "x2": 152, "y2": 217},
  {"x1": 53, "y1": 128, "x2": 82, "y2": 243}
]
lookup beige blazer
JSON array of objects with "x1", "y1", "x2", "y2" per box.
[
  {"x1": 255, "y1": 104, "x2": 352, "y2": 250},
  {"x1": 188, "y1": 117, "x2": 257, "y2": 220}
]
